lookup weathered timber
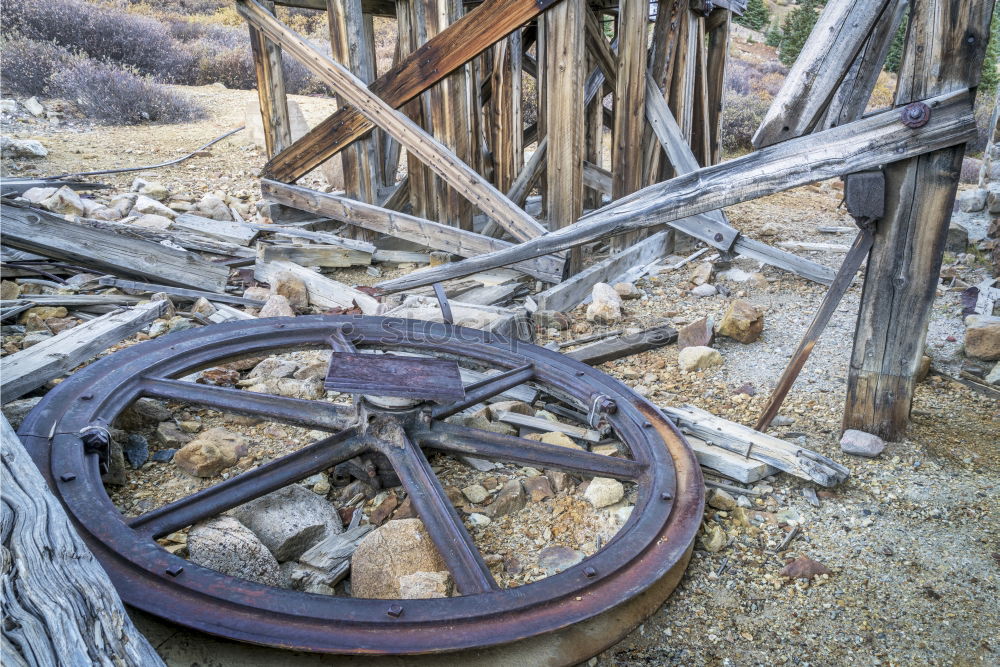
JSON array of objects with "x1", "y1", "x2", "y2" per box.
[
  {"x1": 377, "y1": 87, "x2": 975, "y2": 292},
  {"x1": 1, "y1": 415, "x2": 166, "y2": 666},
  {"x1": 663, "y1": 404, "x2": 850, "y2": 487},
  {"x1": 1, "y1": 300, "x2": 167, "y2": 401},
  {"x1": 249, "y1": 0, "x2": 292, "y2": 157},
  {"x1": 0, "y1": 203, "x2": 230, "y2": 293},
  {"x1": 299, "y1": 524, "x2": 374, "y2": 571},
  {"x1": 259, "y1": 242, "x2": 373, "y2": 268},
  {"x1": 263, "y1": 0, "x2": 559, "y2": 183},
  {"x1": 239, "y1": 0, "x2": 547, "y2": 244},
  {"x1": 704, "y1": 8, "x2": 730, "y2": 165},
  {"x1": 777, "y1": 241, "x2": 852, "y2": 253},
  {"x1": 249, "y1": 222, "x2": 376, "y2": 253},
  {"x1": 96, "y1": 277, "x2": 267, "y2": 307},
  {"x1": 685, "y1": 433, "x2": 777, "y2": 484},
  {"x1": 566, "y1": 322, "x2": 677, "y2": 365},
  {"x1": 171, "y1": 213, "x2": 259, "y2": 246},
  {"x1": 493, "y1": 410, "x2": 602, "y2": 443},
  {"x1": 260, "y1": 180, "x2": 564, "y2": 282},
  {"x1": 255, "y1": 259, "x2": 383, "y2": 314},
  {"x1": 582, "y1": 161, "x2": 613, "y2": 196},
  {"x1": 754, "y1": 0, "x2": 892, "y2": 148},
  {"x1": 844, "y1": 0, "x2": 993, "y2": 439},
  {"x1": 2, "y1": 294, "x2": 143, "y2": 308}
]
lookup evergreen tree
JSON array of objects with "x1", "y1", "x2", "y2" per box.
[
  {"x1": 778, "y1": 0, "x2": 823, "y2": 68},
  {"x1": 765, "y1": 18, "x2": 782, "y2": 47},
  {"x1": 735, "y1": 0, "x2": 771, "y2": 32},
  {"x1": 979, "y1": 12, "x2": 999, "y2": 97},
  {"x1": 883, "y1": 10, "x2": 908, "y2": 74}
]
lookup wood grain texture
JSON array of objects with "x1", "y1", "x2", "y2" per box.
[
  {"x1": 376, "y1": 88, "x2": 976, "y2": 292},
  {"x1": 248, "y1": 0, "x2": 292, "y2": 157},
  {"x1": 1, "y1": 415, "x2": 165, "y2": 667},
  {"x1": 255, "y1": 259, "x2": 383, "y2": 314}
]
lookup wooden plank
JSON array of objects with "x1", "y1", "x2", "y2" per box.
[
  {"x1": 2, "y1": 294, "x2": 143, "y2": 308},
  {"x1": 238, "y1": 0, "x2": 548, "y2": 244},
  {"x1": 254, "y1": 259, "x2": 383, "y2": 314},
  {"x1": 663, "y1": 404, "x2": 850, "y2": 487},
  {"x1": 1, "y1": 301, "x2": 167, "y2": 401},
  {"x1": 248, "y1": 0, "x2": 292, "y2": 157},
  {"x1": 96, "y1": 278, "x2": 266, "y2": 307},
  {"x1": 488, "y1": 33, "x2": 523, "y2": 194},
  {"x1": 259, "y1": 243, "x2": 373, "y2": 268},
  {"x1": 777, "y1": 241, "x2": 852, "y2": 253},
  {"x1": 582, "y1": 161, "x2": 612, "y2": 196},
  {"x1": 493, "y1": 410, "x2": 603, "y2": 443},
  {"x1": 260, "y1": 179, "x2": 564, "y2": 282},
  {"x1": 753, "y1": 0, "x2": 892, "y2": 148},
  {"x1": 845, "y1": 0, "x2": 994, "y2": 439},
  {"x1": 459, "y1": 367, "x2": 537, "y2": 403},
  {"x1": 171, "y1": 213, "x2": 259, "y2": 246},
  {"x1": 704, "y1": 8, "x2": 730, "y2": 165},
  {"x1": 1, "y1": 415, "x2": 166, "y2": 666},
  {"x1": 543, "y1": 0, "x2": 586, "y2": 274},
  {"x1": 249, "y1": 222, "x2": 375, "y2": 253},
  {"x1": 263, "y1": 0, "x2": 561, "y2": 183},
  {"x1": 566, "y1": 322, "x2": 677, "y2": 366},
  {"x1": 685, "y1": 433, "x2": 777, "y2": 484},
  {"x1": 535, "y1": 230, "x2": 671, "y2": 312},
  {"x1": 0, "y1": 204, "x2": 230, "y2": 293}
]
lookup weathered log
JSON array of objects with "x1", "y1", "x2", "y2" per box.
[
  {"x1": 566, "y1": 322, "x2": 678, "y2": 366},
  {"x1": 1, "y1": 414, "x2": 165, "y2": 666}
]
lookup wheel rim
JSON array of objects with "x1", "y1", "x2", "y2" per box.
[{"x1": 19, "y1": 315, "x2": 703, "y2": 655}]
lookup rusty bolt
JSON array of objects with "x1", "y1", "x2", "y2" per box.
[
  {"x1": 661, "y1": 492, "x2": 673, "y2": 501},
  {"x1": 584, "y1": 566, "x2": 597, "y2": 578},
  {"x1": 60, "y1": 473, "x2": 77, "y2": 482},
  {"x1": 166, "y1": 565, "x2": 184, "y2": 577},
  {"x1": 387, "y1": 604, "x2": 404, "y2": 618},
  {"x1": 714, "y1": 233, "x2": 724, "y2": 242},
  {"x1": 899, "y1": 102, "x2": 931, "y2": 129}
]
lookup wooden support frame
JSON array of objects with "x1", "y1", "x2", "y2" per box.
[{"x1": 249, "y1": 0, "x2": 292, "y2": 158}]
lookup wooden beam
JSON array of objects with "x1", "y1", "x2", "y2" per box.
[
  {"x1": 248, "y1": 0, "x2": 292, "y2": 157},
  {"x1": 0, "y1": 204, "x2": 230, "y2": 293},
  {"x1": 260, "y1": 179, "x2": 565, "y2": 282},
  {"x1": 1, "y1": 301, "x2": 167, "y2": 401},
  {"x1": 2, "y1": 415, "x2": 166, "y2": 666},
  {"x1": 254, "y1": 259, "x2": 383, "y2": 314},
  {"x1": 844, "y1": 0, "x2": 995, "y2": 439},
  {"x1": 239, "y1": 0, "x2": 547, "y2": 244},
  {"x1": 259, "y1": 243, "x2": 373, "y2": 268},
  {"x1": 543, "y1": 0, "x2": 586, "y2": 274},
  {"x1": 375, "y1": 88, "x2": 977, "y2": 292},
  {"x1": 704, "y1": 8, "x2": 730, "y2": 165},
  {"x1": 262, "y1": 0, "x2": 561, "y2": 183},
  {"x1": 171, "y1": 213, "x2": 259, "y2": 246},
  {"x1": 753, "y1": 0, "x2": 892, "y2": 148},
  {"x1": 96, "y1": 278, "x2": 267, "y2": 307},
  {"x1": 567, "y1": 322, "x2": 678, "y2": 365}
]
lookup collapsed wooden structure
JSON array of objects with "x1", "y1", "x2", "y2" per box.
[{"x1": 240, "y1": 0, "x2": 995, "y2": 439}]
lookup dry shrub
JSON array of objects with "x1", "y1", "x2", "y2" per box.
[
  {"x1": 866, "y1": 70, "x2": 896, "y2": 112},
  {"x1": 721, "y1": 89, "x2": 771, "y2": 155},
  {"x1": 0, "y1": 34, "x2": 74, "y2": 96},
  {"x1": 960, "y1": 157, "x2": 983, "y2": 184}
]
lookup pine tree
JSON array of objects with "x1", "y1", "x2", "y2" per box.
[
  {"x1": 778, "y1": 0, "x2": 823, "y2": 68},
  {"x1": 736, "y1": 0, "x2": 771, "y2": 32},
  {"x1": 883, "y1": 10, "x2": 908, "y2": 74},
  {"x1": 979, "y1": 12, "x2": 999, "y2": 98},
  {"x1": 765, "y1": 18, "x2": 782, "y2": 47}
]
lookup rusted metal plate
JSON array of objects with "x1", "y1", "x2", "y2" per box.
[{"x1": 324, "y1": 351, "x2": 466, "y2": 400}]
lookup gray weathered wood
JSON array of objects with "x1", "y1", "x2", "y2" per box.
[
  {"x1": 1, "y1": 301, "x2": 167, "y2": 401},
  {"x1": 171, "y1": 213, "x2": 259, "y2": 246},
  {"x1": 1, "y1": 414, "x2": 165, "y2": 666},
  {"x1": 96, "y1": 278, "x2": 266, "y2": 307},
  {"x1": 685, "y1": 434, "x2": 777, "y2": 483},
  {"x1": 493, "y1": 410, "x2": 602, "y2": 443},
  {"x1": 566, "y1": 322, "x2": 677, "y2": 366},
  {"x1": 254, "y1": 259, "x2": 383, "y2": 314},
  {"x1": 0, "y1": 204, "x2": 230, "y2": 293},
  {"x1": 298, "y1": 524, "x2": 374, "y2": 571},
  {"x1": 259, "y1": 243, "x2": 373, "y2": 268}
]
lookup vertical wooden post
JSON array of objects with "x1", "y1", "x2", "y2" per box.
[
  {"x1": 489, "y1": 34, "x2": 523, "y2": 194},
  {"x1": 544, "y1": 0, "x2": 586, "y2": 274},
  {"x1": 248, "y1": 0, "x2": 292, "y2": 158},
  {"x1": 584, "y1": 31, "x2": 605, "y2": 211},
  {"x1": 610, "y1": 0, "x2": 649, "y2": 252},
  {"x1": 642, "y1": 0, "x2": 683, "y2": 186},
  {"x1": 396, "y1": 0, "x2": 435, "y2": 219},
  {"x1": 843, "y1": 0, "x2": 995, "y2": 439},
  {"x1": 703, "y1": 9, "x2": 729, "y2": 166}
]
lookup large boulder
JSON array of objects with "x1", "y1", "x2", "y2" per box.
[
  {"x1": 187, "y1": 516, "x2": 285, "y2": 587},
  {"x1": 351, "y1": 519, "x2": 447, "y2": 598},
  {"x1": 1, "y1": 136, "x2": 47, "y2": 158},
  {"x1": 585, "y1": 283, "x2": 623, "y2": 324},
  {"x1": 965, "y1": 316, "x2": 1000, "y2": 361},
  {"x1": 229, "y1": 484, "x2": 342, "y2": 561}
]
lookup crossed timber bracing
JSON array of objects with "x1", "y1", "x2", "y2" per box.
[{"x1": 241, "y1": 0, "x2": 995, "y2": 439}]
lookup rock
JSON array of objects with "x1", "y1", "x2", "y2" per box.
[
  {"x1": 190, "y1": 297, "x2": 216, "y2": 316},
  {"x1": 678, "y1": 345, "x2": 723, "y2": 372},
  {"x1": 946, "y1": 221, "x2": 969, "y2": 253},
  {"x1": 245, "y1": 377, "x2": 325, "y2": 400},
  {"x1": 737, "y1": 494, "x2": 753, "y2": 508},
  {"x1": 677, "y1": 316, "x2": 714, "y2": 351},
  {"x1": 462, "y1": 484, "x2": 489, "y2": 504},
  {"x1": 131, "y1": 177, "x2": 169, "y2": 201},
  {"x1": 546, "y1": 469, "x2": 574, "y2": 494},
  {"x1": 965, "y1": 320, "x2": 1000, "y2": 360},
  {"x1": 282, "y1": 562, "x2": 337, "y2": 593},
  {"x1": 230, "y1": 484, "x2": 341, "y2": 561},
  {"x1": 123, "y1": 434, "x2": 149, "y2": 469},
  {"x1": 398, "y1": 571, "x2": 452, "y2": 599},
  {"x1": 197, "y1": 367, "x2": 240, "y2": 386},
  {"x1": 22, "y1": 314, "x2": 50, "y2": 333},
  {"x1": 244, "y1": 286, "x2": 270, "y2": 302},
  {"x1": 132, "y1": 195, "x2": 176, "y2": 219},
  {"x1": 187, "y1": 516, "x2": 284, "y2": 587},
  {"x1": 1, "y1": 280, "x2": 21, "y2": 301},
  {"x1": 916, "y1": 354, "x2": 932, "y2": 382},
  {"x1": 195, "y1": 193, "x2": 231, "y2": 221},
  {"x1": 523, "y1": 475, "x2": 554, "y2": 502},
  {"x1": 40, "y1": 187, "x2": 84, "y2": 216},
  {"x1": 780, "y1": 556, "x2": 832, "y2": 579},
  {"x1": 369, "y1": 492, "x2": 399, "y2": 525},
  {"x1": 2, "y1": 396, "x2": 42, "y2": 430},
  {"x1": 776, "y1": 508, "x2": 802, "y2": 525},
  {"x1": 249, "y1": 357, "x2": 298, "y2": 379},
  {"x1": 20, "y1": 187, "x2": 57, "y2": 204},
  {"x1": 1, "y1": 136, "x2": 47, "y2": 158},
  {"x1": 293, "y1": 361, "x2": 328, "y2": 381},
  {"x1": 708, "y1": 488, "x2": 737, "y2": 511},
  {"x1": 173, "y1": 427, "x2": 248, "y2": 477},
  {"x1": 525, "y1": 431, "x2": 582, "y2": 450},
  {"x1": 351, "y1": 519, "x2": 447, "y2": 598},
  {"x1": 701, "y1": 523, "x2": 726, "y2": 552},
  {"x1": 20, "y1": 306, "x2": 67, "y2": 322},
  {"x1": 534, "y1": 310, "x2": 571, "y2": 330},
  {"x1": 151, "y1": 448, "x2": 176, "y2": 462},
  {"x1": 770, "y1": 415, "x2": 795, "y2": 426},
  {"x1": 0, "y1": 99, "x2": 16, "y2": 114},
  {"x1": 717, "y1": 299, "x2": 764, "y2": 343},
  {"x1": 117, "y1": 398, "x2": 172, "y2": 430},
  {"x1": 45, "y1": 317, "x2": 77, "y2": 334},
  {"x1": 132, "y1": 213, "x2": 173, "y2": 230},
  {"x1": 23, "y1": 97, "x2": 44, "y2": 116},
  {"x1": 614, "y1": 282, "x2": 641, "y2": 299},
  {"x1": 271, "y1": 271, "x2": 309, "y2": 310},
  {"x1": 585, "y1": 283, "x2": 623, "y2": 324},
  {"x1": 467, "y1": 513, "x2": 491, "y2": 528},
  {"x1": 691, "y1": 284, "x2": 717, "y2": 297},
  {"x1": 258, "y1": 294, "x2": 296, "y2": 318},
  {"x1": 958, "y1": 188, "x2": 987, "y2": 212},
  {"x1": 486, "y1": 479, "x2": 526, "y2": 517},
  {"x1": 536, "y1": 545, "x2": 584, "y2": 574},
  {"x1": 759, "y1": 222, "x2": 780, "y2": 237},
  {"x1": 689, "y1": 261, "x2": 714, "y2": 286},
  {"x1": 475, "y1": 399, "x2": 534, "y2": 421},
  {"x1": 583, "y1": 477, "x2": 624, "y2": 508},
  {"x1": 840, "y1": 429, "x2": 885, "y2": 458},
  {"x1": 21, "y1": 331, "x2": 52, "y2": 348},
  {"x1": 178, "y1": 420, "x2": 201, "y2": 433},
  {"x1": 987, "y1": 183, "x2": 1000, "y2": 214}
]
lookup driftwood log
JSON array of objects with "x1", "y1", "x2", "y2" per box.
[{"x1": 1, "y1": 415, "x2": 164, "y2": 666}]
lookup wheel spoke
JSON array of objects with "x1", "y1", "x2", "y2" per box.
[
  {"x1": 128, "y1": 428, "x2": 366, "y2": 538},
  {"x1": 431, "y1": 363, "x2": 535, "y2": 420},
  {"x1": 141, "y1": 377, "x2": 356, "y2": 431},
  {"x1": 371, "y1": 421, "x2": 497, "y2": 596},
  {"x1": 413, "y1": 421, "x2": 644, "y2": 481}
]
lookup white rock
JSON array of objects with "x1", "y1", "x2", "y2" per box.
[
  {"x1": 132, "y1": 214, "x2": 173, "y2": 230},
  {"x1": 462, "y1": 484, "x2": 489, "y2": 504},
  {"x1": 986, "y1": 362, "x2": 1000, "y2": 385},
  {"x1": 613, "y1": 282, "x2": 641, "y2": 299},
  {"x1": 398, "y1": 571, "x2": 452, "y2": 599},
  {"x1": 258, "y1": 294, "x2": 296, "y2": 318},
  {"x1": 678, "y1": 345, "x2": 723, "y2": 371},
  {"x1": 23, "y1": 97, "x2": 44, "y2": 117},
  {"x1": 691, "y1": 284, "x2": 717, "y2": 297},
  {"x1": 229, "y1": 484, "x2": 341, "y2": 561},
  {"x1": 131, "y1": 177, "x2": 170, "y2": 201},
  {"x1": 840, "y1": 429, "x2": 885, "y2": 458},
  {"x1": 586, "y1": 282, "x2": 623, "y2": 323},
  {"x1": 1, "y1": 136, "x2": 47, "y2": 158},
  {"x1": 584, "y1": 477, "x2": 624, "y2": 508},
  {"x1": 20, "y1": 186, "x2": 57, "y2": 204},
  {"x1": 132, "y1": 195, "x2": 177, "y2": 219},
  {"x1": 467, "y1": 513, "x2": 491, "y2": 528},
  {"x1": 40, "y1": 186, "x2": 84, "y2": 216},
  {"x1": 187, "y1": 516, "x2": 284, "y2": 587},
  {"x1": 195, "y1": 193, "x2": 231, "y2": 221},
  {"x1": 0, "y1": 99, "x2": 17, "y2": 114},
  {"x1": 958, "y1": 188, "x2": 987, "y2": 213}
]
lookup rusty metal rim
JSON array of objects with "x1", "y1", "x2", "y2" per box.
[{"x1": 20, "y1": 315, "x2": 703, "y2": 655}]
